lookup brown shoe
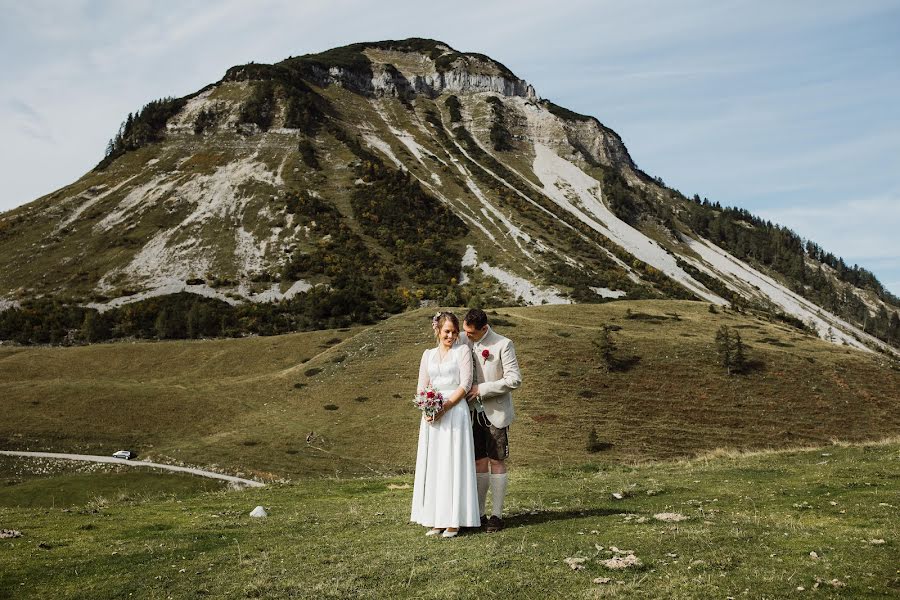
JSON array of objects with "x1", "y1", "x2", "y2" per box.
[
  {"x1": 485, "y1": 515, "x2": 503, "y2": 532},
  {"x1": 480, "y1": 515, "x2": 488, "y2": 529}
]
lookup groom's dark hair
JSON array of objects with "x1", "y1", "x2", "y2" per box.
[{"x1": 464, "y1": 308, "x2": 488, "y2": 329}]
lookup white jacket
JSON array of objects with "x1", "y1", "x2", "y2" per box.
[{"x1": 461, "y1": 327, "x2": 521, "y2": 429}]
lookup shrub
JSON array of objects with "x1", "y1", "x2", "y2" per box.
[
  {"x1": 586, "y1": 427, "x2": 602, "y2": 453},
  {"x1": 485, "y1": 96, "x2": 513, "y2": 151},
  {"x1": 284, "y1": 93, "x2": 324, "y2": 134},
  {"x1": 193, "y1": 107, "x2": 219, "y2": 134},
  {"x1": 445, "y1": 96, "x2": 462, "y2": 123},
  {"x1": 297, "y1": 139, "x2": 319, "y2": 169},
  {"x1": 239, "y1": 81, "x2": 276, "y2": 131}
]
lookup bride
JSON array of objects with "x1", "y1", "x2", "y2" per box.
[{"x1": 410, "y1": 311, "x2": 480, "y2": 537}]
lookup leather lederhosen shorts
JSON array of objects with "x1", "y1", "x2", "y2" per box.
[{"x1": 473, "y1": 411, "x2": 509, "y2": 460}]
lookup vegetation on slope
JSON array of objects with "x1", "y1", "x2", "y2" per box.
[
  {"x1": 6, "y1": 40, "x2": 899, "y2": 355},
  {"x1": 0, "y1": 291, "x2": 377, "y2": 344},
  {"x1": 681, "y1": 195, "x2": 900, "y2": 346},
  {"x1": 226, "y1": 63, "x2": 329, "y2": 135},
  {"x1": 350, "y1": 161, "x2": 466, "y2": 284},
  {"x1": 95, "y1": 97, "x2": 187, "y2": 170},
  {"x1": 2, "y1": 302, "x2": 898, "y2": 479},
  {"x1": 443, "y1": 116, "x2": 687, "y2": 301},
  {"x1": 484, "y1": 95, "x2": 513, "y2": 151}
]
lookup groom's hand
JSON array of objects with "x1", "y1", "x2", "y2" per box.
[{"x1": 466, "y1": 384, "x2": 480, "y2": 400}]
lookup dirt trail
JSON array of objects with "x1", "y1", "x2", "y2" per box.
[{"x1": 0, "y1": 450, "x2": 264, "y2": 488}]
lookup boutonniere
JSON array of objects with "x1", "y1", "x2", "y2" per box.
[{"x1": 480, "y1": 349, "x2": 490, "y2": 364}]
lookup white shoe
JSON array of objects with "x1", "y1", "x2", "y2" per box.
[
  {"x1": 425, "y1": 528, "x2": 443, "y2": 537},
  {"x1": 441, "y1": 529, "x2": 459, "y2": 538}
]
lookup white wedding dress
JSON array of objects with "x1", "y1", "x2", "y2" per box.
[{"x1": 410, "y1": 343, "x2": 480, "y2": 528}]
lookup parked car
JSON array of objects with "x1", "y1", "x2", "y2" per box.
[{"x1": 112, "y1": 450, "x2": 134, "y2": 460}]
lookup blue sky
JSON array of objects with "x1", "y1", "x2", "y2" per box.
[{"x1": 2, "y1": 0, "x2": 898, "y2": 295}]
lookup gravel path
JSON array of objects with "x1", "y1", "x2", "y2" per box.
[{"x1": 0, "y1": 451, "x2": 264, "y2": 488}]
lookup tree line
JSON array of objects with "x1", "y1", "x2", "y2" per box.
[
  {"x1": 0, "y1": 290, "x2": 381, "y2": 346},
  {"x1": 683, "y1": 195, "x2": 900, "y2": 348}
]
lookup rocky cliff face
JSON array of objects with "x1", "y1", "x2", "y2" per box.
[
  {"x1": 297, "y1": 47, "x2": 538, "y2": 100},
  {"x1": 0, "y1": 39, "x2": 897, "y2": 353}
]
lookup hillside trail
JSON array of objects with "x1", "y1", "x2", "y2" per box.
[{"x1": 0, "y1": 451, "x2": 264, "y2": 488}]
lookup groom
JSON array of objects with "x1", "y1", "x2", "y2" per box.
[{"x1": 461, "y1": 308, "x2": 522, "y2": 532}]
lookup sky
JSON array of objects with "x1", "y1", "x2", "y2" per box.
[{"x1": 2, "y1": 0, "x2": 899, "y2": 296}]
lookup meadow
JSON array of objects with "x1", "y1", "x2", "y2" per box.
[
  {"x1": 0, "y1": 455, "x2": 223, "y2": 510},
  {"x1": 1, "y1": 301, "x2": 898, "y2": 480},
  {"x1": 0, "y1": 441, "x2": 896, "y2": 598},
  {"x1": 1, "y1": 301, "x2": 899, "y2": 597}
]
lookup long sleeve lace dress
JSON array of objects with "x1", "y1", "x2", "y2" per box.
[{"x1": 410, "y1": 343, "x2": 480, "y2": 528}]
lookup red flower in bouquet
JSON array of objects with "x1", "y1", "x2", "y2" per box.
[{"x1": 414, "y1": 385, "x2": 444, "y2": 418}]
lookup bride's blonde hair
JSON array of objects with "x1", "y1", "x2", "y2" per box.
[{"x1": 433, "y1": 311, "x2": 460, "y2": 342}]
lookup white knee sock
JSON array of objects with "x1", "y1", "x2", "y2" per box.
[
  {"x1": 476, "y1": 473, "x2": 490, "y2": 516},
  {"x1": 490, "y1": 473, "x2": 508, "y2": 518}
]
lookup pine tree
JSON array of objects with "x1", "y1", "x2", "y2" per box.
[
  {"x1": 732, "y1": 330, "x2": 747, "y2": 373},
  {"x1": 79, "y1": 310, "x2": 109, "y2": 343},
  {"x1": 187, "y1": 303, "x2": 201, "y2": 339},
  {"x1": 154, "y1": 309, "x2": 171, "y2": 339},
  {"x1": 593, "y1": 325, "x2": 616, "y2": 370},
  {"x1": 715, "y1": 325, "x2": 734, "y2": 375},
  {"x1": 889, "y1": 312, "x2": 900, "y2": 345}
]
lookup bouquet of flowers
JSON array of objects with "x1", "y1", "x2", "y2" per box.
[{"x1": 413, "y1": 385, "x2": 444, "y2": 418}]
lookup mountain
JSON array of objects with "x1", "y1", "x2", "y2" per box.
[{"x1": 0, "y1": 38, "x2": 898, "y2": 353}]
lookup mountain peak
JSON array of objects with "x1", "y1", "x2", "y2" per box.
[
  {"x1": 272, "y1": 38, "x2": 535, "y2": 100},
  {"x1": 1, "y1": 38, "x2": 898, "y2": 355}
]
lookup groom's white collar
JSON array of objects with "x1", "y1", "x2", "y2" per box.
[{"x1": 472, "y1": 325, "x2": 493, "y2": 346}]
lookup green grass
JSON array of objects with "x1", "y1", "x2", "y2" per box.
[
  {"x1": 0, "y1": 441, "x2": 896, "y2": 598},
  {"x1": 0, "y1": 456, "x2": 223, "y2": 509},
  {"x1": 2, "y1": 302, "x2": 899, "y2": 481},
  {"x1": 1, "y1": 301, "x2": 897, "y2": 596}
]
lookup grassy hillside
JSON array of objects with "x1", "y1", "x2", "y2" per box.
[
  {"x1": 0, "y1": 440, "x2": 897, "y2": 598},
  {"x1": 2, "y1": 301, "x2": 898, "y2": 480}
]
